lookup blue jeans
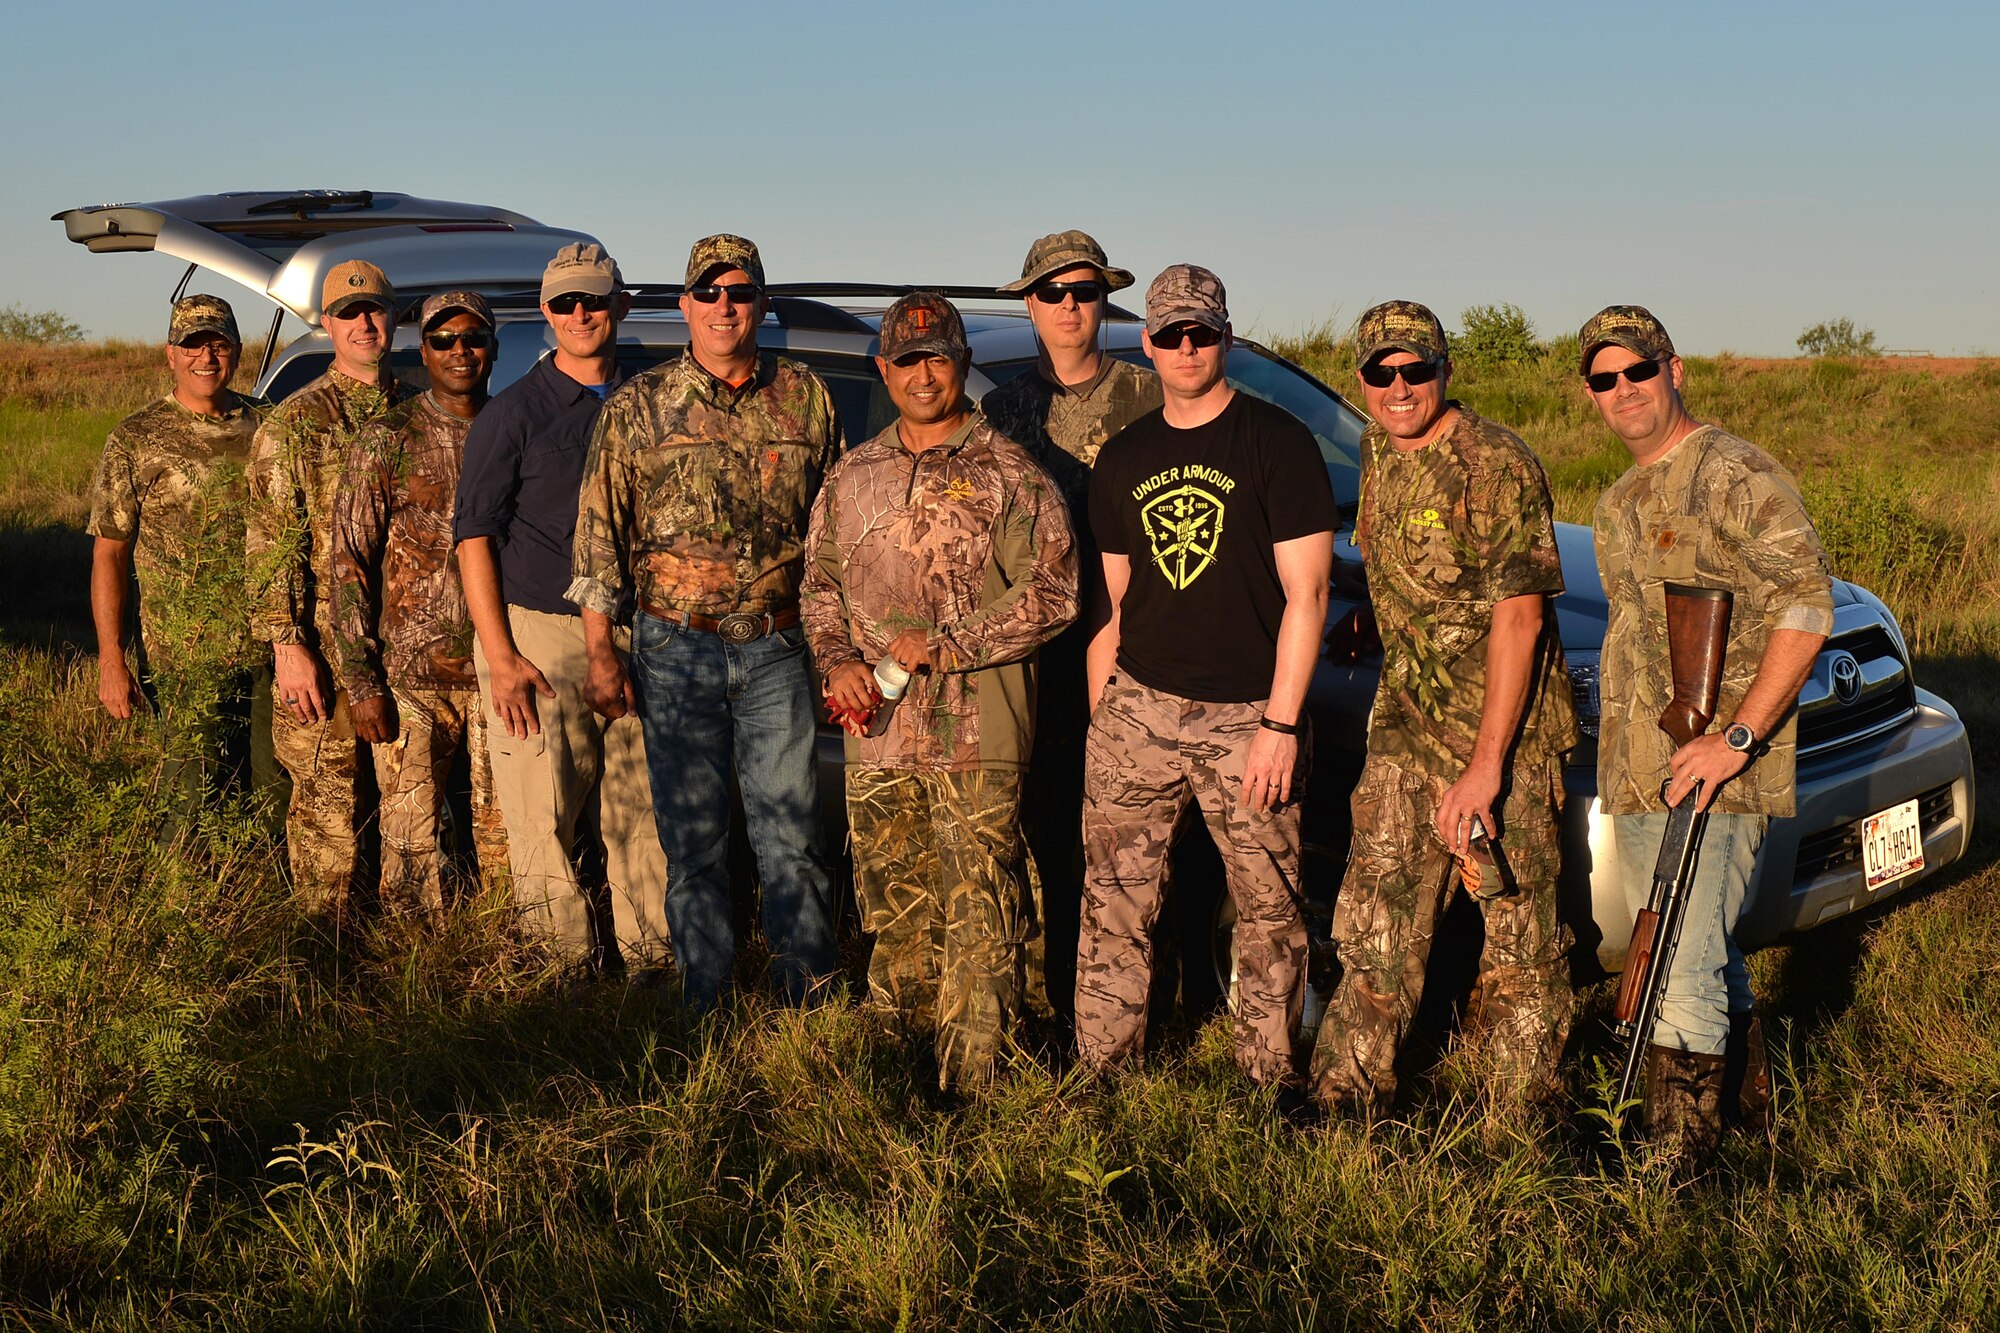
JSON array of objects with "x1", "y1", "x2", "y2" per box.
[
  {"x1": 1614, "y1": 810, "x2": 1769, "y2": 1056},
  {"x1": 630, "y1": 614, "x2": 836, "y2": 1011}
]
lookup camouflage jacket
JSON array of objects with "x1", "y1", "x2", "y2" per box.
[
  {"x1": 802, "y1": 413, "x2": 1078, "y2": 772},
  {"x1": 1593, "y1": 425, "x2": 1834, "y2": 816},
  {"x1": 1357, "y1": 406, "x2": 1578, "y2": 774},
  {"x1": 979, "y1": 356, "x2": 1162, "y2": 529},
  {"x1": 568, "y1": 350, "x2": 842, "y2": 622},
  {"x1": 246, "y1": 368, "x2": 412, "y2": 655},
  {"x1": 86, "y1": 392, "x2": 264, "y2": 670},
  {"x1": 330, "y1": 393, "x2": 481, "y2": 704}
]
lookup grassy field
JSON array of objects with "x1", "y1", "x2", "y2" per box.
[{"x1": 2, "y1": 336, "x2": 1996, "y2": 1329}]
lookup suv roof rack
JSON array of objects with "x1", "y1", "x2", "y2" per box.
[{"x1": 760, "y1": 282, "x2": 1141, "y2": 322}]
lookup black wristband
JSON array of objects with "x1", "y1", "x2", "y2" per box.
[{"x1": 1259, "y1": 715, "x2": 1302, "y2": 736}]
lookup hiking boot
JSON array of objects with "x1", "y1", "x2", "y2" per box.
[
  {"x1": 1643, "y1": 1044, "x2": 1726, "y2": 1163},
  {"x1": 1724, "y1": 1011, "x2": 1773, "y2": 1136}
]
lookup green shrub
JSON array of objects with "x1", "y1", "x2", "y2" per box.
[
  {"x1": 1452, "y1": 303, "x2": 1540, "y2": 367},
  {"x1": 0, "y1": 305, "x2": 85, "y2": 345},
  {"x1": 1797, "y1": 317, "x2": 1879, "y2": 358}
]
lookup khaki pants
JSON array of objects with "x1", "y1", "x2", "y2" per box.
[
  {"x1": 476, "y1": 606, "x2": 669, "y2": 965},
  {"x1": 372, "y1": 685, "x2": 509, "y2": 913},
  {"x1": 269, "y1": 683, "x2": 367, "y2": 913}
]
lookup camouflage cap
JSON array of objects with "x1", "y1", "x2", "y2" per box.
[
  {"x1": 1144, "y1": 264, "x2": 1228, "y2": 335},
  {"x1": 996, "y1": 229, "x2": 1136, "y2": 294},
  {"x1": 419, "y1": 289, "x2": 495, "y2": 333},
  {"x1": 878, "y1": 291, "x2": 968, "y2": 362},
  {"x1": 1354, "y1": 300, "x2": 1448, "y2": 365},
  {"x1": 1579, "y1": 305, "x2": 1675, "y2": 374},
  {"x1": 168, "y1": 293, "x2": 239, "y2": 346},
  {"x1": 685, "y1": 234, "x2": 765, "y2": 289},
  {"x1": 540, "y1": 242, "x2": 623, "y2": 303},
  {"x1": 323, "y1": 259, "x2": 396, "y2": 319}
]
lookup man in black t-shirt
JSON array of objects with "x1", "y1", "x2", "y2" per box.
[{"x1": 1074, "y1": 264, "x2": 1338, "y2": 1099}]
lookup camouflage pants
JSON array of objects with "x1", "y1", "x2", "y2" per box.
[
  {"x1": 371, "y1": 686, "x2": 509, "y2": 914},
  {"x1": 269, "y1": 683, "x2": 367, "y2": 913},
  {"x1": 847, "y1": 767, "x2": 1027, "y2": 1091},
  {"x1": 1075, "y1": 676, "x2": 1307, "y2": 1088},
  {"x1": 1312, "y1": 754, "x2": 1572, "y2": 1114}
]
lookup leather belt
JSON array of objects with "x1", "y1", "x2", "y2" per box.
[{"x1": 639, "y1": 600, "x2": 800, "y2": 645}]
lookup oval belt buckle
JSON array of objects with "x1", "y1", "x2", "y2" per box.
[{"x1": 718, "y1": 613, "x2": 759, "y2": 645}]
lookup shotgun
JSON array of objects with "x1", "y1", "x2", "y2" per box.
[{"x1": 1613, "y1": 583, "x2": 1733, "y2": 1113}]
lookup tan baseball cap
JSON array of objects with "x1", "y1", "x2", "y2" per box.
[
  {"x1": 322, "y1": 259, "x2": 396, "y2": 319},
  {"x1": 1354, "y1": 300, "x2": 1448, "y2": 364},
  {"x1": 1579, "y1": 305, "x2": 1675, "y2": 374},
  {"x1": 541, "y1": 242, "x2": 623, "y2": 303},
  {"x1": 1144, "y1": 264, "x2": 1228, "y2": 335},
  {"x1": 685, "y1": 234, "x2": 765, "y2": 288},
  {"x1": 997, "y1": 230, "x2": 1136, "y2": 294},
  {"x1": 168, "y1": 293, "x2": 239, "y2": 346}
]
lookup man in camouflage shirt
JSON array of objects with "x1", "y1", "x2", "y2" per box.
[
  {"x1": 247, "y1": 259, "x2": 414, "y2": 914},
  {"x1": 87, "y1": 294, "x2": 281, "y2": 822},
  {"x1": 570, "y1": 234, "x2": 841, "y2": 1013},
  {"x1": 803, "y1": 293, "x2": 1078, "y2": 1090},
  {"x1": 1310, "y1": 302, "x2": 1578, "y2": 1119},
  {"x1": 1584, "y1": 305, "x2": 1831, "y2": 1154},
  {"x1": 332, "y1": 292, "x2": 508, "y2": 912},
  {"x1": 981, "y1": 230, "x2": 1162, "y2": 1023}
]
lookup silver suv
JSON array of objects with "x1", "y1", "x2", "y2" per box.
[{"x1": 58, "y1": 192, "x2": 1978, "y2": 1005}]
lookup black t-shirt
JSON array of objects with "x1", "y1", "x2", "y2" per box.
[{"x1": 1089, "y1": 392, "x2": 1338, "y2": 703}]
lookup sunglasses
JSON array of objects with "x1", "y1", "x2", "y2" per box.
[
  {"x1": 545, "y1": 292, "x2": 613, "y2": 314},
  {"x1": 687, "y1": 283, "x2": 761, "y2": 305},
  {"x1": 1584, "y1": 357, "x2": 1666, "y2": 393},
  {"x1": 1148, "y1": 323, "x2": 1224, "y2": 350},
  {"x1": 1033, "y1": 280, "x2": 1104, "y2": 305},
  {"x1": 1358, "y1": 358, "x2": 1444, "y2": 389},
  {"x1": 424, "y1": 328, "x2": 496, "y2": 351}
]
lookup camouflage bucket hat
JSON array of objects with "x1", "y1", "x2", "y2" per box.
[
  {"x1": 541, "y1": 242, "x2": 623, "y2": 302},
  {"x1": 1579, "y1": 305, "x2": 1674, "y2": 374},
  {"x1": 419, "y1": 289, "x2": 495, "y2": 332},
  {"x1": 685, "y1": 233, "x2": 765, "y2": 288},
  {"x1": 322, "y1": 259, "x2": 396, "y2": 319},
  {"x1": 996, "y1": 229, "x2": 1136, "y2": 294},
  {"x1": 879, "y1": 291, "x2": 968, "y2": 362},
  {"x1": 1354, "y1": 300, "x2": 1448, "y2": 365},
  {"x1": 1144, "y1": 264, "x2": 1228, "y2": 335},
  {"x1": 168, "y1": 293, "x2": 239, "y2": 346}
]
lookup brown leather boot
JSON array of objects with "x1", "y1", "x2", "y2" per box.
[
  {"x1": 1643, "y1": 1044, "x2": 1726, "y2": 1162},
  {"x1": 1724, "y1": 1011, "x2": 1773, "y2": 1136}
]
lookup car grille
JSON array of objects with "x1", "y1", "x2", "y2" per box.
[
  {"x1": 1795, "y1": 626, "x2": 1916, "y2": 756},
  {"x1": 1791, "y1": 782, "x2": 1955, "y2": 885}
]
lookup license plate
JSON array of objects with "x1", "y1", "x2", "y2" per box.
[{"x1": 1862, "y1": 799, "x2": 1924, "y2": 890}]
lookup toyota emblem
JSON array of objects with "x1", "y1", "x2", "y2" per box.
[{"x1": 1829, "y1": 651, "x2": 1863, "y2": 705}]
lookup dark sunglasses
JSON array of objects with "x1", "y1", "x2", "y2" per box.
[
  {"x1": 1033, "y1": 280, "x2": 1104, "y2": 305},
  {"x1": 424, "y1": 328, "x2": 496, "y2": 351},
  {"x1": 1358, "y1": 358, "x2": 1444, "y2": 389},
  {"x1": 687, "y1": 283, "x2": 761, "y2": 305},
  {"x1": 545, "y1": 292, "x2": 613, "y2": 314},
  {"x1": 1148, "y1": 323, "x2": 1224, "y2": 350},
  {"x1": 1584, "y1": 357, "x2": 1666, "y2": 393}
]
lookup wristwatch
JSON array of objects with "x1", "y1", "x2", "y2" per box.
[{"x1": 1724, "y1": 722, "x2": 1757, "y2": 754}]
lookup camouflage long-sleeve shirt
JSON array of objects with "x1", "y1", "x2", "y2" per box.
[
  {"x1": 1593, "y1": 425, "x2": 1834, "y2": 817},
  {"x1": 1357, "y1": 405, "x2": 1578, "y2": 774},
  {"x1": 568, "y1": 350, "x2": 842, "y2": 622},
  {"x1": 979, "y1": 356, "x2": 1162, "y2": 530},
  {"x1": 86, "y1": 392, "x2": 264, "y2": 671},
  {"x1": 246, "y1": 368, "x2": 412, "y2": 655},
  {"x1": 802, "y1": 413, "x2": 1078, "y2": 772},
  {"x1": 330, "y1": 393, "x2": 480, "y2": 705}
]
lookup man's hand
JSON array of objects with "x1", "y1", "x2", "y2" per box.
[
  {"x1": 98, "y1": 653, "x2": 143, "y2": 720},
  {"x1": 823, "y1": 661, "x2": 880, "y2": 714},
  {"x1": 273, "y1": 643, "x2": 330, "y2": 725},
  {"x1": 1436, "y1": 761, "x2": 1503, "y2": 856},
  {"x1": 887, "y1": 627, "x2": 946, "y2": 673},
  {"x1": 584, "y1": 647, "x2": 637, "y2": 721},
  {"x1": 351, "y1": 694, "x2": 398, "y2": 745},
  {"x1": 487, "y1": 650, "x2": 556, "y2": 740},
  {"x1": 1667, "y1": 732, "x2": 1750, "y2": 812},
  {"x1": 1240, "y1": 727, "x2": 1299, "y2": 812}
]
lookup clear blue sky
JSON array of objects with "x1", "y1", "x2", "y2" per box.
[{"x1": 5, "y1": 1, "x2": 1995, "y2": 355}]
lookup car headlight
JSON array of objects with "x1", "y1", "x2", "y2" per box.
[{"x1": 1566, "y1": 649, "x2": 1601, "y2": 738}]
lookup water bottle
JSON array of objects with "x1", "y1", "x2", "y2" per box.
[{"x1": 865, "y1": 655, "x2": 911, "y2": 738}]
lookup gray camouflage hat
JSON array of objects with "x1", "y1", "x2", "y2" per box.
[
  {"x1": 997, "y1": 230, "x2": 1136, "y2": 294},
  {"x1": 419, "y1": 289, "x2": 495, "y2": 333},
  {"x1": 685, "y1": 234, "x2": 765, "y2": 288},
  {"x1": 879, "y1": 291, "x2": 968, "y2": 362},
  {"x1": 1354, "y1": 300, "x2": 1448, "y2": 365},
  {"x1": 1144, "y1": 264, "x2": 1228, "y2": 335},
  {"x1": 541, "y1": 242, "x2": 623, "y2": 303},
  {"x1": 168, "y1": 294, "x2": 239, "y2": 346},
  {"x1": 1579, "y1": 305, "x2": 1675, "y2": 374}
]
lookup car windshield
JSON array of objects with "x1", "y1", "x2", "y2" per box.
[{"x1": 984, "y1": 345, "x2": 1364, "y2": 509}]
